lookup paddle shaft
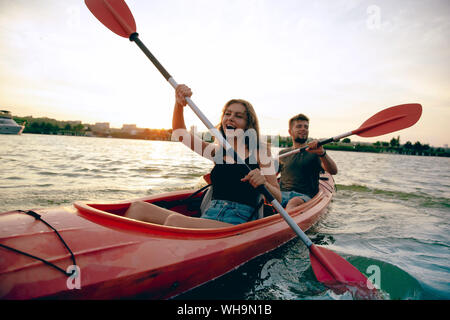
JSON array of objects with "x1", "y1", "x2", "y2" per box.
[
  {"x1": 129, "y1": 32, "x2": 314, "y2": 248},
  {"x1": 278, "y1": 135, "x2": 347, "y2": 159},
  {"x1": 279, "y1": 111, "x2": 411, "y2": 159}
]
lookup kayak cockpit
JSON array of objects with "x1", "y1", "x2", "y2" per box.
[
  {"x1": 74, "y1": 189, "x2": 279, "y2": 238},
  {"x1": 74, "y1": 174, "x2": 334, "y2": 238}
]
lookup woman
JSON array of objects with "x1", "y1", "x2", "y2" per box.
[{"x1": 125, "y1": 84, "x2": 281, "y2": 228}]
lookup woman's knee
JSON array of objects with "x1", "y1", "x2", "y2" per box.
[
  {"x1": 125, "y1": 201, "x2": 147, "y2": 219},
  {"x1": 286, "y1": 196, "x2": 305, "y2": 209},
  {"x1": 125, "y1": 201, "x2": 173, "y2": 224}
]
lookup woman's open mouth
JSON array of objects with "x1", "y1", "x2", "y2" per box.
[{"x1": 224, "y1": 125, "x2": 245, "y2": 138}]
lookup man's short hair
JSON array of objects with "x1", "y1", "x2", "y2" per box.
[{"x1": 289, "y1": 113, "x2": 309, "y2": 129}]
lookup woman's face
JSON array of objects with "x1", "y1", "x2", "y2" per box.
[{"x1": 221, "y1": 103, "x2": 248, "y2": 135}]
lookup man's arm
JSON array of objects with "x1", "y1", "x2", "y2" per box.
[
  {"x1": 318, "y1": 151, "x2": 338, "y2": 175},
  {"x1": 306, "y1": 140, "x2": 338, "y2": 175}
]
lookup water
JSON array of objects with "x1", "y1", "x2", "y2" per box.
[
  {"x1": 1, "y1": 134, "x2": 449, "y2": 300},
  {"x1": 0, "y1": 134, "x2": 213, "y2": 210}
]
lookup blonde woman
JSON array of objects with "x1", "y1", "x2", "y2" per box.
[{"x1": 125, "y1": 84, "x2": 280, "y2": 228}]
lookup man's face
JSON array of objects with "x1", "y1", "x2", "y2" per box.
[{"x1": 289, "y1": 120, "x2": 309, "y2": 144}]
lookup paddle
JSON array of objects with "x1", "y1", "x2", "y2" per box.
[
  {"x1": 84, "y1": 0, "x2": 379, "y2": 297},
  {"x1": 279, "y1": 103, "x2": 422, "y2": 158}
]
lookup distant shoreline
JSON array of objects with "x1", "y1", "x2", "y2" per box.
[
  {"x1": 10, "y1": 114, "x2": 449, "y2": 157},
  {"x1": 12, "y1": 131, "x2": 450, "y2": 158},
  {"x1": 322, "y1": 143, "x2": 449, "y2": 157}
]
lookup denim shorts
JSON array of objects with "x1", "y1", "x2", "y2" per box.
[
  {"x1": 281, "y1": 191, "x2": 312, "y2": 207},
  {"x1": 201, "y1": 200, "x2": 257, "y2": 225}
]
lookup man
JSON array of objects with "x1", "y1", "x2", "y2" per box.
[{"x1": 279, "y1": 114, "x2": 338, "y2": 210}]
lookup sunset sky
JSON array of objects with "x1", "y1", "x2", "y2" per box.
[{"x1": 0, "y1": 0, "x2": 449, "y2": 147}]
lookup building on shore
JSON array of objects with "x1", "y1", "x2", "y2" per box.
[
  {"x1": 121, "y1": 124, "x2": 139, "y2": 135},
  {"x1": 92, "y1": 122, "x2": 110, "y2": 134}
]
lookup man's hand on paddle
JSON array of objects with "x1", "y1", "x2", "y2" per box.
[{"x1": 305, "y1": 140, "x2": 325, "y2": 156}]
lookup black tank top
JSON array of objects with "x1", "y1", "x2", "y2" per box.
[{"x1": 210, "y1": 154, "x2": 260, "y2": 207}]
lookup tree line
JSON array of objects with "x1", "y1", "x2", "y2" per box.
[
  {"x1": 13, "y1": 116, "x2": 172, "y2": 140},
  {"x1": 14, "y1": 116, "x2": 85, "y2": 135},
  {"x1": 275, "y1": 135, "x2": 448, "y2": 157},
  {"x1": 13, "y1": 116, "x2": 448, "y2": 157},
  {"x1": 324, "y1": 136, "x2": 448, "y2": 157}
]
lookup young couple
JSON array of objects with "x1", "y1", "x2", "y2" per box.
[{"x1": 125, "y1": 84, "x2": 337, "y2": 228}]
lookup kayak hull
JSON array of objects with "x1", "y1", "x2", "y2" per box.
[{"x1": 0, "y1": 174, "x2": 335, "y2": 299}]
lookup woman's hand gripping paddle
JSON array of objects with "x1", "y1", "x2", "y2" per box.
[
  {"x1": 280, "y1": 103, "x2": 422, "y2": 159},
  {"x1": 85, "y1": 0, "x2": 380, "y2": 298}
]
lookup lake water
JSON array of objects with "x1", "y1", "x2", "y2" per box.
[{"x1": 1, "y1": 134, "x2": 449, "y2": 300}]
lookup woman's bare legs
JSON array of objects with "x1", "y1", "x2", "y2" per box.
[
  {"x1": 164, "y1": 214, "x2": 232, "y2": 228},
  {"x1": 125, "y1": 201, "x2": 232, "y2": 228},
  {"x1": 125, "y1": 201, "x2": 181, "y2": 224}
]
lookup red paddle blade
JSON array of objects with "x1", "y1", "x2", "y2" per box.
[
  {"x1": 85, "y1": 0, "x2": 136, "y2": 38},
  {"x1": 353, "y1": 103, "x2": 422, "y2": 138},
  {"x1": 310, "y1": 245, "x2": 380, "y2": 299}
]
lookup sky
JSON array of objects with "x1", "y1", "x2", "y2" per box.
[{"x1": 0, "y1": 0, "x2": 449, "y2": 147}]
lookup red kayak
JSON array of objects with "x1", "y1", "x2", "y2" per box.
[{"x1": 0, "y1": 174, "x2": 335, "y2": 299}]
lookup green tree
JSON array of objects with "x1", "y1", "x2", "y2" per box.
[
  {"x1": 73, "y1": 124, "x2": 84, "y2": 133},
  {"x1": 42, "y1": 122, "x2": 56, "y2": 134},
  {"x1": 29, "y1": 122, "x2": 40, "y2": 133},
  {"x1": 413, "y1": 141, "x2": 422, "y2": 154},
  {"x1": 390, "y1": 136, "x2": 400, "y2": 147}
]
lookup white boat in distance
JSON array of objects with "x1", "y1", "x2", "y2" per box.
[{"x1": 0, "y1": 110, "x2": 25, "y2": 134}]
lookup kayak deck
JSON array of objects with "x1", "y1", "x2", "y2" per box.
[{"x1": 0, "y1": 174, "x2": 335, "y2": 299}]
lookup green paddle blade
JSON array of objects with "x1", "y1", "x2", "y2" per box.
[
  {"x1": 354, "y1": 103, "x2": 422, "y2": 137},
  {"x1": 85, "y1": 0, "x2": 136, "y2": 38}
]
